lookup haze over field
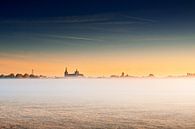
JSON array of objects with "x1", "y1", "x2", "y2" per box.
[{"x1": 1, "y1": 79, "x2": 195, "y2": 129}]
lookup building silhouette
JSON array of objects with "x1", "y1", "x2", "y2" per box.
[
  {"x1": 120, "y1": 72, "x2": 125, "y2": 77},
  {"x1": 64, "y1": 67, "x2": 84, "y2": 77},
  {"x1": 187, "y1": 73, "x2": 195, "y2": 77}
]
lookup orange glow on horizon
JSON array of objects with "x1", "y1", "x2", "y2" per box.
[{"x1": 1, "y1": 51, "x2": 195, "y2": 77}]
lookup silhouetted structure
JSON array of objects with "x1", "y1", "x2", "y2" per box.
[
  {"x1": 187, "y1": 73, "x2": 195, "y2": 77},
  {"x1": 64, "y1": 67, "x2": 84, "y2": 77},
  {"x1": 0, "y1": 71, "x2": 45, "y2": 79},
  {"x1": 23, "y1": 73, "x2": 30, "y2": 78},
  {"x1": 111, "y1": 72, "x2": 131, "y2": 78},
  {"x1": 5, "y1": 73, "x2": 15, "y2": 78},
  {"x1": 29, "y1": 74, "x2": 39, "y2": 78},
  {"x1": 110, "y1": 75, "x2": 119, "y2": 78},
  {"x1": 121, "y1": 72, "x2": 125, "y2": 77},
  {"x1": 16, "y1": 74, "x2": 23, "y2": 78},
  {"x1": 148, "y1": 74, "x2": 155, "y2": 77}
]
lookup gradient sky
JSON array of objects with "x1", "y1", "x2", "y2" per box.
[{"x1": 1, "y1": 0, "x2": 195, "y2": 77}]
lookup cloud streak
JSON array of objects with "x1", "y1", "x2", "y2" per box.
[
  {"x1": 123, "y1": 15, "x2": 156, "y2": 23},
  {"x1": 0, "y1": 13, "x2": 156, "y2": 25},
  {"x1": 45, "y1": 35, "x2": 104, "y2": 42}
]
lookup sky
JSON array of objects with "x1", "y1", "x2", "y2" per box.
[{"x1": 0, "y1": 0, "x2": 195, "y2": 77}]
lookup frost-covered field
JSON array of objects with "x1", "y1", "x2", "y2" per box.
[{"x1": 0, "y1": 79, "x2": 195, "y2": 129}]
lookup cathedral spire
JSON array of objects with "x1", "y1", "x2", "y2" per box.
[{"x1": 64, "y1": 67, "x2": 68, "y2": 76}]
